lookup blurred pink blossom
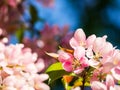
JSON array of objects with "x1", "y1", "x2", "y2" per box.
[
  {"x1": 0, "y1": 0, "x2": 24, "y2": 34},
  {"x1": 23, "y1": 24, "x2": 73, "y2": 70},
  {"x1": 37, "y1": 0, "x2": 54, "y2": 7},
  {"x1": 0, "y1": 41, "x2": 50, "y2": 90}
]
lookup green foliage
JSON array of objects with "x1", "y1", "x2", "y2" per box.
[
  {"x1": 29, "y1": 5, "x2": 44, "y2": 25},
  {"x1": 118, "y1": 81, "x2": 120, "y2": 85},
  {"x1": 15, "y1": 28, "x2": 24, "y2": 43},
  {"x1": 46, "y1": 63, "x2": 92, "y2": 90},
  {"x1": 49, "y1": 78, "x2": 65, "y2": 90},
  {"x1": 46, "y1": 62, "x2": 70, "y2": 84},
  {"x1": 29, "y1": 5, "x2": 39, "y2": 24}
]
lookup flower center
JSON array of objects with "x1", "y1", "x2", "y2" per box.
[
  {"x1": 93, "y1": 53, "x2": 102, "y2": 61},
  {"x1": 72, "y1": 59, "x2": 81, "y2": 70}
]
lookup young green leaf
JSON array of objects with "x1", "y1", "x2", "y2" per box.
[{"x1": 46, "y1": 62, "x2": 70, "y2": 84}]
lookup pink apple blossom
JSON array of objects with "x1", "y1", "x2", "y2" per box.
[
  {"x1": 69, "y1": 29, "x2": 86, "y2": 48},
  {"x1": 58, "y1": 50, "x2": 73, "y2": 72},
  {"x1": 0, "y1": 41, "x2": 50, "y2": 90},
  {"x1": 57, "y1": 47, "x2": 89, "y2": 74},
  {"x1": 91, "y1": 81, "x2": 107, "y2": 90},
  {"x1": 91, "y1": 74, "x2": 115, "y2": 90},
  {"x1": 49, "y1": 28, "x2": 120, "y2": 89},
  {"x1": 23, "y1": 24, "x2": 73, "y2": 71},
  {"x1": 55, "y1": 29, "x2": 116, "y2": 74},
  {"x1": 69, "y1": 28, "x2": 97, "y2": 49},
  {"x1": 111, "y1": 66, "x2": 120, "y2": 80}
]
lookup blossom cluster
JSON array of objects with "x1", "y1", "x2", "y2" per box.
[
  {"x1": 0, "y1": 41, "x2": 50, "y2": 90},
  {"x1": 23, "y1": 24, "x2": 73, "y2": 70},
  {"x1": 50, "y1": 29, "x2": 120, "y2": 90},
  {"x1": 0, "y1": 0, "x2": 24, "y2": 33}
]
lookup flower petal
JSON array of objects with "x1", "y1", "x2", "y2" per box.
[
  {"x1": 91, "y1": 81, "x2": 107, "y2": 90},
  {"x1": 74, "y1": 46, "x2": 85, "y2": 60},
  {"x1": 58, "y1": 51, "x2": 73, "y2": 63},
  {"x1": 69, "y1": 37, "x2": 79, "y2": 49},
  {"x1": 111, "y1": 66, "x2": 120, "y2": 80},
  {"x1": 62, "y1": 61, "x2": 73, "y2": 72},
  {"x1": 74, "y1": 29, "x2": 86, "y2": 43},
  {"x1": 86, "y1": 34, "x2": 96, "y2": 48},
  {"x1": 106, "y1": 74, "x2": 115, "y2": 88},
  {"x1": 88, "y1": 59, "x2": 100, "y2": 68}
]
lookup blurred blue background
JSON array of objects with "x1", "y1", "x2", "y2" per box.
[
  {"x1": 20, "y1": 0, "x2": 120, "y2": 48},
  {"x1": 4, "y1": 0, "x2": 120, "y2": 90}
]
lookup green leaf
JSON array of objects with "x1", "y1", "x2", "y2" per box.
[
  {"x1": 118, "y1": 80, "x2": 120, "y2": 85},
  {"x1": 15, "y1": 28, "x2": 24, "y2": 43},
  {"x1": 46, "y1": 62, "x2": 63, "y2": 72},
  {"x1": 29, "y1": 5, "x2": 38, "y2": 24},
  {"x1": 46, "y1": 62, "x2": 70, "y2": 84},
  {"x1": 29, "y1": 5, "x2": 44, "y2": 25}
]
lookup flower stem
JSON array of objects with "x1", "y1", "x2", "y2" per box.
[
  {"x1": 81, "y1": 75, "x2": 85, "y2": 90},
  {"x1": 81, "y1": 73, "x2": 86, "y2": 90}
]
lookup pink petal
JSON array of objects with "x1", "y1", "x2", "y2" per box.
[
  {"x1": 114, "y1": 85, "x2": 120, "y2": 90},
  {"x1": 20, "y1": 85, "x2": 35, "y2": 90},
  {"x1": 112, "y1": 50, "x2": 120, "y2": 65},
  {"x1": 72, "y1": 87, "x2": 81, "y2": 90},
  {"x1": 91, "y1": 81, "x2": 107, "y2": 90},
  {"x1": 35, "y1": 58, "x2": 45, "y2": 72},
  {"x1": 7, "y1": 0, "x2": 17, "y2": 8},
  {"x1": 0, "y1": 42, "x2": 5, "y2": 51},
  {"x1": 74, "y1": 46, "x2": 85, "y2": 60},
  {"x1": 3, "y1": 87, "x2": 17, "y2": 90},
  {"x1": 80, "y1": 57, "x2": 89, "y2": 67},
  {"x1": 102, "y1": 62, "x2": 114, "y2": 73},
  {"x1": 3, "y1": 75, "x2": 16, "y2": 86},
  {"x1": 69, "y1": 37, "x2": 79, "y2": 49},
  {"x1": 35, "y1": 83, "x2": 50, "y2": 90},
  {"x1": 106, "y1": 74, "x2": 115, "y2": 88},
  {"x1": 37, "y1": 74, "x2": 49, "y2": 82},
  {"x1": 3, "y1": 67, "x2": 14, "y2": 75},
  {"x1": 74, "y1": 29, "x2": 86, "y2": 43},
  {"x1": 88, "y1": 59, "x2": 100, "y2": 68},
  {"x1": 58, "y1": 51, "x2": 73, "y2": 63},
  {"x1": 62, "y1": 61, "x2": 73, "y2": 72},
  {"x1": 110, "y1": 86, "x2": 116, "y2": 90},
  {"x1": 86, "y1": 48, "x2": 94, "y2": 58},
  {"x1": 24, "y1": 63, "x2": 38, "y2": 73},
  {"x1": 111, "y1": 66, "x2": 120, "y2": 80},
  {"x1": 86, "y1": 34, "x2": 96, "y2": 48},
  {"x1": 93, "y1": 37, "x2": 106, "y2": 53},
  {"x1": 100, "y1": 42, "x2": 113, "y2": 57},
  {"x1": 74, "y1": 68, "x2": 84, "y2": 74},
  {"x1": 103, "y1": 35, "x2": 107, "y2": 40}
]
